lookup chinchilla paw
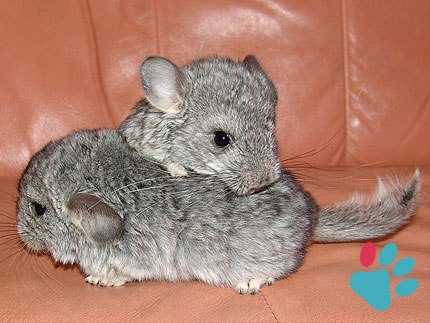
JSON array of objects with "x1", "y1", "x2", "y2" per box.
[
  {"x1": 235, "y1": 277, "x2": 276, "y2": 294},
  {"x1": 85, "y1": 275, "x2": 101, "y2": 285},
  {"x1": 166, "y1": 163, "x2": 188, "y2": 177},
  {"x1": 85, "y1": 275, "x2": 128, "y2": 287},
  {"x1": 235, "y1": 280, "x2": 250, "y2": 294}
]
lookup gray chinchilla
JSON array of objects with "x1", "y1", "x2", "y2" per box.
[
  {"x1": 17, "y1": 129, "x2": 420, "y2": 294},
  {"x1": 120, "y1": 55, "x2": 280, "y2": 196}
]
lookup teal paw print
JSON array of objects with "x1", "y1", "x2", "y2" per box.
[{"x1": 349, "y1": 242, "x2": 419, "y2": 311}]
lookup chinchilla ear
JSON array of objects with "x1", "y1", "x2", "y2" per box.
[
  {"x1": 140, "y1": 56, "x2": 186, "y2": 114},
  {"x1": 66, "y1": 193, "x2": 123, "y2": 245},
  {"x1": 243, "y1": 55, "x2": 263, "y2": 72}
]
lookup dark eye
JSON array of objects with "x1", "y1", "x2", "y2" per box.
[
  {"x1": 213, "y1": 131, "x2": 231, "y2": 147},
  {"x1": 33, "y1": 202, "x2": 46, "y2": 216}
]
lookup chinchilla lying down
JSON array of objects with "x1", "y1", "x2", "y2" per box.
[{"x1": 16, "y1": 56, "x2": 420, "y2": 294}]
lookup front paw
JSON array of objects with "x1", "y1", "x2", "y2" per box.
[
  {"x1": 85, "y1": 275, "x2": 127, "y2": 287},
  {"x1": 235, "y1": 277, "x2": 276, "y2": 294},
  {"x1": 166, "y1": 163, "x2": 188, "y2": 177}
]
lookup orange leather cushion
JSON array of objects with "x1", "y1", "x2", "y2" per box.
[{"x1": 0, "y1": 1, "x2": 428, "y2": 322}]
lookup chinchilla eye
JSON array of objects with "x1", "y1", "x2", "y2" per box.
[
  {"x1": 213, "y1": 131, "x2": 231, "y2": 147},
  {"x1": 33, "y1": 202, "x2": 46, "y2": 216}
]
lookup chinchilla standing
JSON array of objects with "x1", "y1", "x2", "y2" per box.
[{"x1": 16, "y1": 56, "x2": 420, "y2": 294}]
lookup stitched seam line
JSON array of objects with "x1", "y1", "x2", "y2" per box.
[
  {"x1": 341, "y1": 0, "x2": 350, "y2": 166},
  {"x1": 153, "y1": 0, "x2": 160, "y2": 54},
  {"x1": 260, "y1": 290, "x2": 280, "y2": 323},
  {"x1": 83, "y1": 0, "x2": 114, "y2": 125}
]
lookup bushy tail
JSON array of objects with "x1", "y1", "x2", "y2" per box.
[{"x1": 313, "y1": 169, "x2": 421, "y2": 242}]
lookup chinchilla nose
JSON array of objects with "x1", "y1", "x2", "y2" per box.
[
  {"x1": 240, "y1": 165, "x2": 280, "y2": 195},
  {"x1": 253, "y1": 169, "x2": 280, "y2": 193},
  {"x1": 248, "y1": 183, "x2": 269, "y2": 195}
]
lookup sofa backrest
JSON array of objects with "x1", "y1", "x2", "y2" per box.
[{"x1": 0, "y1": 1, "x2": 428, "y2": 178}]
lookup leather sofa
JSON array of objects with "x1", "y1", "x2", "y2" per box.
[{"x1": 0, "y1": 1, "x2": 428, "y2": 322}]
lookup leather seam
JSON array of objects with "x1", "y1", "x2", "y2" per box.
[
  {"x1": 82, "y1": 0, "x2": 114, "y2": 125},
  {"x1": 260, "y1": 290, "x2": 279, "y2": 323},
  {"x1": 340, "y1": 0, "x2": 350, "y2": 165},
  {"x1": 153, "y1": 0, "x2": 160, "y2": 55}
]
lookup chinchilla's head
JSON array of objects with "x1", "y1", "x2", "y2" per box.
[
  {"x1": 17, "y1": 144, "x2": 79, "y2": 263},
  {"x1": 16, "y1": 133, "x2": 124, "y2": 264},
  {"x1": 122, "y1": 55, "x2": 281, "y2": 196}
]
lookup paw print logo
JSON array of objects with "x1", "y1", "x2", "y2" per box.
[{"x1": 349, "y1": 242, "x2": 419, "y2": 311}]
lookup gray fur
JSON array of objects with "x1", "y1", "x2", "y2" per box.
[
  {"x1": 17, "y1": 56, "x2": 421, "y2": 293},
  {"x1": 17, "y1": 130, "x2": 420, "y2": 293},
  {"x1": 17, "y1": 129, "x2": 316, "y2": 291},
  {"x1": 313, "y1": 172, "x2": 421, "y2": 242},
  {"x1": 120, "y1": 56, "x2": 280, "y2": 194}
]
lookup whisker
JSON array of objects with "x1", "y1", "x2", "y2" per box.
[
  {"x1": 0, "y1": 233, "x2": 20, "y2": 241},
  {"x1": 135, "y1": 201, "x2": 160, "y2": 217},
  {"x1": 112, "y1": 175, "x2": 177, "y2": 192},
  {"x1": 0, "y1": 190, "x2": 18, "y2": 200},
  {"x1": 0, "y1": 221, "x2": 17, "y2": 226},
  {"x1": 39, "y1": 258, "x2": 65, "y2": 288},
  {"x1": 279, "y1": 124, "x2": 345, "y2": 163},
  {"x1": 33, "y1": 259, "x2": 62, "y2": 295},
  {"x1": 9, "y1": 247, "x2": 30, "y2": 288},
  {"x1": 0, "y1": 212, "x2": 17, "y2": 222},
  {"x1": 127, "y1": 183, "x2": 187, "y2": 193},
  {"x1": 88, "y1": 174, "x2": 212, "y2": 210}
]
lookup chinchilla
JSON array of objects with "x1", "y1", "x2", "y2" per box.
[
  {"x1": 120, "y1": 55, "x2": 280, "y2": 197},
  {"x1": 16, "y1": 129, "x2": 420, "y2": 294}
]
